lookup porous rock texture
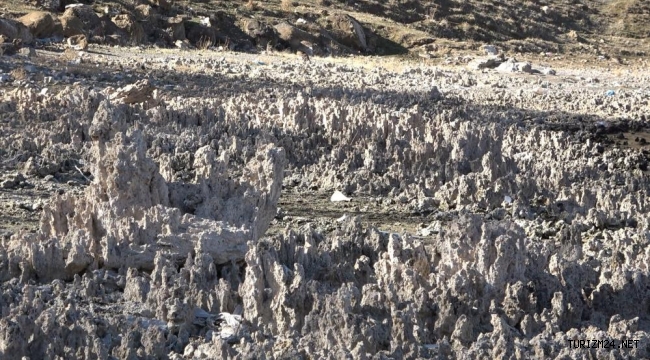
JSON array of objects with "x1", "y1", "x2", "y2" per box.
[
  {"x1": 3, "y1": 93, "x2": 286, "y2": 280},
  {"x1": 0, "y1": 51, "x2": 650, "y2": 359}
]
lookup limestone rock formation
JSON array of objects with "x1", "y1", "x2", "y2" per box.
[
  {"x1": 0, "y1": 49, "x2": 649, "y2": 359},
  {"x1": 1, "y1": 97, "x2": 286, "y2": 283},
  {"x1": 110, "y1": 79, "x2": 155, "y2": 104}
]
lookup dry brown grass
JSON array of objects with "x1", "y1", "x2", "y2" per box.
[
  {"x1": 281, "y1": 0, "x2": 295, "y2": 12},
  {"x1": 9, "y1": 68, "x2": 27, "y2": 81},
  {"x1": 603, "y1": 0, "x2": 636, "y2": 17},
  {"x1": 245, "y1": 0, "x2": 258, "y2": 11},
  {"x1": 601, "y1": 0, "x2": 650, "y2": 38},
  {"x1": 196, "y1": 36, "x2": 214, "y2": 50},
  {"x1": 62, "y1": 48, "x2": 79, "y2": 61}
]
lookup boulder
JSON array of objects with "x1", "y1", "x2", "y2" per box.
[
  {"x1": 112, "y1": 14, "x2": 145, "y2": 44},
  {"x1": 61, "y1": 5, "x2": 101, "y2": 38},
  {"x1": 18, "y1": 12, "x2": 59, "y2": 39},
  {"x1": 185, "y1": 21, "x2": 217, "y2": 47},
  {"x1": 274, "y1": 21, "x2": 318, "y2": 54},
  {"x1": 0, "y1": 17, "x2": 34, "y2": 44},
  {"x1": 148, "y1": 0, "x2": 170, "y2": 12},
  {"x1": 245, "y1": 19, "x2": 278, "y2": 48},
  {"x1": 165, "y1": 16, "x2": 186, "y2": 42},
  {"x1": 67, "y1": 34, "x2": 88, "y2": 50},
  {"x1": 325, "y1": 14, "x2": 367, "y2": 52}
]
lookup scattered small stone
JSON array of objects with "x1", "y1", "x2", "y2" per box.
[
  {"x1": 18, "y1": 47, "x2": 36, "y2": 58},
  {"x1": 542, "y1": 68, "x2": 556, "y2": 75},
  {"x1": 468, "y1": 56, "x2": 504, "y2": 70},
  {"x1": 175, "y1": 40, "x2": 190, "y2": 50},
  {"x1": 497, "y1": 59, "x2": 533, "y2": 73},
  {"x1": 484, "y1": 45, "x2": 498, "y2": 56},
  {"x1": 110, "y1": 79, "x2": 155, "y2": 104},
  {"x1": 331, "y1": 191, "x2": 351, "y2": 202},
  {"x1": 67, "y1": 34, "x2": 88, "y2": 51}
]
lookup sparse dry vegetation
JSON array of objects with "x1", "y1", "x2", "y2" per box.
[
  {"x1": 281, "y1": 0, "x2": 295, "y2": 12},
  {"x1": 245, "y1": 0, "x2": 258, "y2": 11},
  {"x1": 9, "y1": 67, "x2": 26, "y2": 80},
  {"x1": 61, "y1": 48, "x2": 78, "y2": 61},
  {"x1": 196, "y1": 35, "x2": 214, "y2": 50},
  {"x1": 602, "y1": 0, "x2": 650, "y2": 38}
]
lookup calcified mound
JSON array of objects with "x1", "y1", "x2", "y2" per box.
[
  {"x1": 1, "y1": 55, "x2": 650, "y2": 359},
  {"x1": 1, "y1": 97, "x2": 286, "y2": 282}
]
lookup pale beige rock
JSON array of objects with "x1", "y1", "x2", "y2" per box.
[
  {"x1": 66, "y1": 34, "x2": 88, "y2": 50},
  {"x1": 110, "y1": 79, "x2": 154, "y2": 104},
  {"x1": 17, "y1": 12, "x2": 57, "y2": 39}
]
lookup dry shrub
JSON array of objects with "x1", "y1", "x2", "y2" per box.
[
  {"x1": 197, "y1": 36, "x2": 214, "y2": 50},
  {"x1": 62, "y1": 48, "x2": 78, "y2": 61},
  {"x1": 245, "y1": 0, "x2": 258, "y2": 10},
  {"x1": 426, "y1": 5, "x2": 437, "y2": 19},
  {"x1": 281, "y1": 0, "x2": 294, "y2": 12},
  {"x1": 460, "y1": 22, "x2": 472, "y2": 33},
  {"x1": 10, "y1": 68, "x2": 27, "y2": 81}
]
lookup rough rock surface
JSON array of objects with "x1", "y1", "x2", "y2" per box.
[
  {"x1": 245, "y1": 19, "x2": 277, "y2": 48},
  {"x1": 0, "y1": 17, "x2": 34, "y2": 44},
  {"x1": 112, "y1": 13, "x2": 145, "y2": 45},
  {"x1": 324, "y1": 13, "x2": 368, "y2": 52},
  {"x1": 60, "y1": 5, "x2": 105, "y2": 40},
  {"x1": 0, "y1": 49, "x2": 649, "y2": 359},
  {"x1": 1, "y1": 97, "x2": 285, "y2": 283},
  {"x1": 274, "y1": 21, "x2": 319, "y2": 55},
  {"x1": 110, "y1": 79, "x2": 155, "y2": 104},
  {"x1": 17, "y1": 11, "x2": 60, "y2": 39}
]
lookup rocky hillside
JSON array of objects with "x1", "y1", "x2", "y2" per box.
[{"x1": 0, "y1": 0, "x2": 648, "y2": 57}]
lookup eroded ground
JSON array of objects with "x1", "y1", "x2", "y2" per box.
[{"x1": 1, "y1": 46, "x2": 650, "y2": 359}]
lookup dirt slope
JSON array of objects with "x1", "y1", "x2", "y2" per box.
[{"x1": 1, "y1": 0, "x2": 648, "y2": 56}]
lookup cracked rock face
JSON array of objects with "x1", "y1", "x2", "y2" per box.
[{"x1": 1, "y1": 51, "x2": 650, "y2": 359}]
